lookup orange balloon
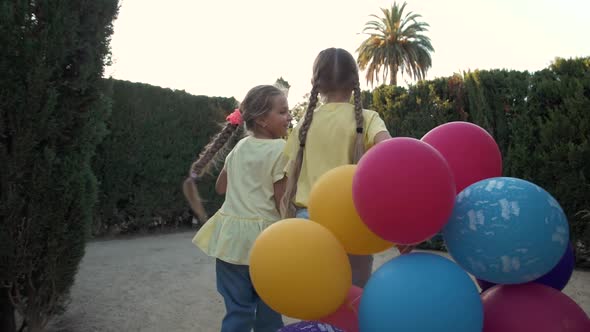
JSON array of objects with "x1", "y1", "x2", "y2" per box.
[
  {"x1": 250, "y1": 219, "x2": 351, "y2": 320},
  {"x1": 308, "y1": 165, "x2": 395, "y2": 254}
]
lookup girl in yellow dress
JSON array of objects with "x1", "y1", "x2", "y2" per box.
[
  {"x1": 281, "y1": 48, "x2": 413, "y2": 288},
  {"x1": 183, "y1": 85, "x2": 291, "y2": 332}
]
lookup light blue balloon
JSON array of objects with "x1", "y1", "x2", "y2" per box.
[
  {"x1": 359, "y1": 253, "x2": 483, "y2": 332},
  {"x1": 443, "y1": 177, "x2": 569, "y2": 284}
]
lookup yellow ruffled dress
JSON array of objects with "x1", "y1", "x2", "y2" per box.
[{"x1": 193, "y1": 136, "x2": 287, "y2": 265}]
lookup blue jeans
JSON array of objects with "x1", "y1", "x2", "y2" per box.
[
  {"x1": 295, "y1": 209, "x2": 374, "y2": 288},
  {"x1": 216, "y1": 259, "x2": 284, "y2": 332}
]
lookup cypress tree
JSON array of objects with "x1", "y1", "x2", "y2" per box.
[{"x1": 0, "y1": 1, "x2": 119, "y2": 330}]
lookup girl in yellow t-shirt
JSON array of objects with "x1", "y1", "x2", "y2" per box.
[
  {"x1": 183, "y1": 85, "x2": 291, "y2": 332},
  {"x1": 281, "y1": 48, "x2": 413, "y2": 288}
]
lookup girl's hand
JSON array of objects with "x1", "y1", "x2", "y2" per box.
[
  {"x1": 188, "y1": 162, "x2": 198, "y2": 178},
  {"x1": 397, "y1": 244, "x2": 415, "y2": 255}
]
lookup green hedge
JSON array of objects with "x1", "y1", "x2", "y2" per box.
[
  {"x1": 370, "y1": 57, "x2": 590, "y2": 258},
  {"x1": 93, "y1": 80, "x2": 237, "y2": 234},
  {"x1": 506, "y1": 58, "x2": 590, "y2": 255}
]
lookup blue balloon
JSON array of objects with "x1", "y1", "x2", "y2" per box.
[
  {"x1": 443, "y1": 177, "x2": 569, "y2": 284},
  {"x1": 359, "y1": 253, "x2": 483, "y2": 332}
]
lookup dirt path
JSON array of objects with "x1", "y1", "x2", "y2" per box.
[{"x1": 48, "y1": 231, "x2": 590, "y2": 332}]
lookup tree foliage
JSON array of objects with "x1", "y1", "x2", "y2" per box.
[
  {"x1": 357, "y1": 1, "x2": 434, "y2": 86},
  {"x1": 0, "y1": 1, "x2": 119, "y2": 330}
]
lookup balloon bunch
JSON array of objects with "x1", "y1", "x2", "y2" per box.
[{"x1": 251, "y1": 122, "x2": 589, "y2": 331}]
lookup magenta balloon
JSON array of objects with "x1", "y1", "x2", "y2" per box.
[
  {"x1": 319, "y1": 286, "x2": 362, "y2": 332},
  {"x1": 422, "y1": 122, "x2": 502, "y2": 193},
  {"x1": 352, "y1": 137, "x2": 456, "y2": 244},
  {"x1": 482, "y1": 284, "x2": 590, "y2": 332}
]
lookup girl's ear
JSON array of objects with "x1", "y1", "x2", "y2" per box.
[{"x1": 254, "y1": 114, "x2": 269, "y2": 128}]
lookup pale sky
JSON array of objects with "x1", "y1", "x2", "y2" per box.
[{"x1": 105, "y1": 0, "x2": 590, "y2": 107}]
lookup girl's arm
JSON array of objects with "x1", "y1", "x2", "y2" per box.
[
  {"x1": 182, "y1": 178, "x2": 209, "y2": 222},
  {"x1": 215, "y1": 167, "x2": 228, "y2": 194},
  {"x1": 273, "y1": 176, "x2": 288, "y2": 213},
  {"x1": 374, "y1": 130, "x2": 392, "y2": 144}
]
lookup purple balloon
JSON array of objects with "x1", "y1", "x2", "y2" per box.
[
  {"x1": 477, "y1": 279, "x2": 496, "y2": 292},
  {"x1": 477, "y1": 243, "x2": 575, "y2": 292},
  {"x1": 279, "y1": 321, "x2": 345, "y2": 332}
]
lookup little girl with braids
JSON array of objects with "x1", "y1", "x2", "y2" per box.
[
  {"x1": 183, "y1": 85, "x2": 291, "y2": 332},
  {"x1": 281, "y1": 48, "x2": 412, "y2": 288}
]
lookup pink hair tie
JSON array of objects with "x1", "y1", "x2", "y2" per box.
[{"x1": 226, "y1": 109, "x2": 243, "y2": 126}]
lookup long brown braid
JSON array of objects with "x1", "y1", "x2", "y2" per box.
[
  {"x1": 183, "y1": 85, "x2": 284, "y2": 223},
  {"x1": 191, "y1": 123, "x2": 242, "y2": 177},
  {"x1": 281, "y1": 48, "x2": 365, "y2": 218},
  {"x1": 280, "y1": 84, "x2": 319, "y2": 217},
  {"x1": 183, "y1": 123, "x2": 242, "y2": 222},
  {"x1": 352, "y1": 81, "x2": 365, "y2": 162}
]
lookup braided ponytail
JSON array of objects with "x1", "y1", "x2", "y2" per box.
[
  {"x1": 352, "y1": 81, "x2": 365, "y2": 163},
  {"x1": 280, "y1": 84, "x2": 320, "y2": 218},
  {"x1": 182, "y1": 121, "x2": 241, "y2": 222}
]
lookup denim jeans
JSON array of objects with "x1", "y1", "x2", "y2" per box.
[
  {"x1": 216, "y1": 259, "x2": 284, "y2": 332},
  {"x1": 295, "y1": 208, "x2": 374, "y2": 288}
]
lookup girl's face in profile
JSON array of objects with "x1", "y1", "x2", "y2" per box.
[{"x1": 256, "y1": 95, "x2": 291, "y2": 138}]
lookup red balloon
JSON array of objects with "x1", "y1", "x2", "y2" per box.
[
  {"x1": 352, "y1": 137, "x2": 456, "y2": 244},
  {"x1": 320, "y1": 286, "x2": 362, "y2": 332},
  {"x1": 482, "y1": 284, "x2": 590, "y2": 332},
  {"x1": 422, "y1": 121, "x2": 502, "y2": 193}
]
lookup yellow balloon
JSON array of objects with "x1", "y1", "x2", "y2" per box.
[
  {"x1": 250, "y1": 219, "x2": 351, "y2": 320},
  {"x1": 308, "y1": 165, "x2": 395, "y2": 255}
]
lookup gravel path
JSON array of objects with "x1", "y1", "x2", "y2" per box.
[{"x1": 47, "y1": 231, "x2": 590, "y2": 331}]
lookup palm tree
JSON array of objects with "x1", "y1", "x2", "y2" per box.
[{"x1": 357, "y1": 1, "x2": 434, "y2": 86}]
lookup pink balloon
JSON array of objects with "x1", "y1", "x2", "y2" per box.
[
  {"x1": 352, "y1": 137, "x2": 456, "y2": 244},
  {"x1": 422, "y1": 121, "x2": 502, "y2": 193},
  {"x1": 320, "y1": 286, "x2": 362, "y2": 332},
  {"x1": 482, "y1": 284, "x2": 590, "y2": 332}
]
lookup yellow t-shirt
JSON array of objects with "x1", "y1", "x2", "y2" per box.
[
  {"x1": 284, "y1": 103, "x2": 388, "y2": 207},
  {"x1": 193, "y1": 136, "x2": 287, "y2": 265}
]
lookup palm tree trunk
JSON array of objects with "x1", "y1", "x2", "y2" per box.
[{"x1": 389, "y1": 63, "x2": 398, "y2": 86}]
